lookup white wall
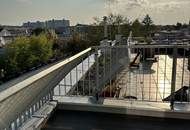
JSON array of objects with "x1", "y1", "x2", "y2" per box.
[
  {"x1": 0, "y1": 29, "x2": 11, "y2": 37},
  {"x1": 0, "y1": 37, "x2": 5, "y2": 47}
]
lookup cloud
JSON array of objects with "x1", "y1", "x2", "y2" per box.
[
  {"x1": 102, "y1": 0, "x2": 190, "y2": 13},
  {"x1": 16, "y1": 0, "x2": 32, "y2": 4},
  {"x1": 103, "y1": 0, "x2": 149, "y2": 11},
  {"x1": 100, "y1": 0, "x2": 190, "y2": 24},
  {"x1": 147, "y1": 0, "x2": 189, "y2": 9}
]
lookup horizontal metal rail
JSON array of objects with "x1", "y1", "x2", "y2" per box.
[{"x1": 92, "y1": 44, "x2": 190, "y2": 49}]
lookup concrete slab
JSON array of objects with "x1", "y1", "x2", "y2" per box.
[
  {"x1": 42, "y1": 110, "x2": 190, "y2": 130},
  {"x1": 55, "y1": 96, "x2": 190, "y2": 120}
]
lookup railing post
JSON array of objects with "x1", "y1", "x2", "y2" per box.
[
  {"x1": 27, "y1": 109, "x2": 31, "y2": 119},
  {"x1": 31, "y1": 105, "x2": 35, "y2": 115},
  {"x1": 95, "y1": 48, "x2": 99, "y2": 101},
  {"x1": 170, "y1": 46, "x2": 177, "y2": 110},
  {"x1": 19, "y1": 116, "x2": 22, "y2": 127},
  {"x1": 49, "y1": 90, "x2": 54, "y2": 101},
  {"x1": 5, "y1": 124, "x2": 12, "y2": 130},
  {"x1": 23, "y1": 111, "x2": 27, "y2": 122},
  {"x1": 14, "y1": 120, "x2": 18, "y2": 130}
]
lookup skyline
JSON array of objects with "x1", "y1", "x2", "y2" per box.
[{"x1": 0, "y1": 0, "x2": 190, "y2": 26}]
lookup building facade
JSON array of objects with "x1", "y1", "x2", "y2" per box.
[
  {"x1": 0, "y1": 27, "x2": 30, "y2": 47},
  {"x1": 23, "y1": 19, "x2": 70, "y2": 29}
]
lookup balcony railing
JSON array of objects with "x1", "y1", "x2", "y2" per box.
[
  {"x1": 54, "y1": 45, "x2": 190, "y2": 105},
  {"x1": 1, "y1": 44, "x2": 190, "y2": 130}
]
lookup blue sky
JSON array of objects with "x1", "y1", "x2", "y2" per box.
[{"x1": 0, "y1": 0, "x2": 190, "y2": 26}]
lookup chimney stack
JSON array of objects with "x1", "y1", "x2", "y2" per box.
[{"x1": 103, "y1": 16, "x2": 108, "y2": 39}]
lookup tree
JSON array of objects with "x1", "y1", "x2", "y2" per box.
[
  {"x1": 32, "y1": 28, "x2": 46, "y2": 36},
  {"x1": 93, "y1": 17, "x2": 102, "y2": 25},
  {"x1": 86, "y1": 25, "x2": 104, "y2": 45},
  {"x1": 131, "y1": 19, "x2": 143, "y2": 37},
  {"x1": 142, "y1": 14, "x2": 153, "y2": 26},
  {"x1": 29, "y1": 33, "x2": 53, "y2": 65},
  {"x1": 66, "y1": 33, "x2": 90, "y2": 55},
  {"x1": 0, "y1": 32, "x2": 54, "y2": 83},
  {"x1": 115, "y1": 15, "x2": 126, "y2": 34},
  {"x1": 1, "y1": 45, "x2": 20, "y2": 79},
  {"x1": 176, "y1": 22, "x2": 182, "y2": 30},
  {"x1": 142, "y1": 14, "x2": 153, "y2": 37},
  {"x1": 13, "y1": 37, "x2": 32, "y2": 71},
  {"x1": 92, "y1": 14, "x2": 130, "y2": 39}
]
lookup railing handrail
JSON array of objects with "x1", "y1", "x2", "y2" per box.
[
  {"x1": 92, "y1": 44, "x2": 190, "y2": 49},
  {"x1": 1, "y1": 44, "x2": 189, "y2": 102},
  {"x1": 0, "y1": 48, "x2": 92, "y2": 103}
]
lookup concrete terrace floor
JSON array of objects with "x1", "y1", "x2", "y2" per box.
[
  {"x1": 41, "y1": 54, "x2": 190, "y2": 130},
  {"x1": 118, "y1": 55, "x2": 190, "y2": 101},
  {"x1": 42, "y1": 110, "x2": 190, "y2": 130}
]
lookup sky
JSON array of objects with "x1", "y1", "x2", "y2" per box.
[{"x1": 0, "y1": 0, "x2": 189, "y2": 26}]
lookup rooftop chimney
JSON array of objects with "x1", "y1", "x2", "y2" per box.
[{"x1": 103, "y1": 16, "x2": 108, "y2": 39}]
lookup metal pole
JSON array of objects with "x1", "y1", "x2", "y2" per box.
[
  {"x1": 70, "y1": 72, "x2": 72, "y2": 93},
  {"x1": 6, "y1": 124, "x2": 12, "y2": 130},
  {"x1": 170, "y1": 47, "x2": 177, "y2": 110},
  {"x1": 95, "y1": 48, "x2": 99, "y2": 101},
  {"x1": 88, "y1": 52, "x2": 91, "y2": 96},
  {"x1": 23, "y1": 111, "x2": 27, "y2": 123},
  {"x1": 180, "y1": 49, "x2": 185, "y2": 102},
  {"x1": 156, "y1": 48, "x2": 160, "y2": 101},
  {"x1": 31, "y1": 105, "x2": 35, "y2": 115},
  {"x1": 27, "y1": 109, "x2": 31, "y2": 119},
  {"x1": 109, "y1": 47, "x2": 112, "y2": 97},
  {"x1": 163, "y1": 48, "x2": 167, "y2": 100},
  {"x1": 50, "y1": 90, "x2": 53, "y2": 101},
  {"x1": 58, "y1": 84, "x2": 61, "y2": 96},
  {"x1": 14, "y1": 120, "x2": 18, "y2": 130},
  {"x1": 64, "y1": 78, "x2": 66, "y2": 96},
  {"x1": 82, "y1": 59, "x2": 85, "y2": 95},
  {"x1": 103, "y1": 47, "x2": 106, "y2": 98},
  {"x1": 19, "y1": 116, "x2": 22, "y2": 127},
  {"x1": 76, "y1": 66, "x2": 78, "y2": 95}
]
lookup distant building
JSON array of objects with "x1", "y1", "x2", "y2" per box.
[
  {"x1": 69, "y1": 24, "x2": 89, "y2": 40},
  {"x1": 153, "y1": 29, "x2": 190, "y2": 43},
  {"x1": 55, "y1": 24, "x2": 89, "y2": 40},
  {"x1": 0, "y1": 27, "x2": 30, "y2": 47},
  {"x1": 0, "y1": 37, "x2": 5, "y2": 47},
  {"x1": 46, "y1": 19, "x2": 70, "y2": 29},
  {"x1": 23, "y1": 19, "x2": 70, "y2": 29},
  {"x1": 23, "y1": 21, "x2": 45, "y2": 29},
  {"x1": 0, "y1": 28, "x2": 11, "y2": 37}
]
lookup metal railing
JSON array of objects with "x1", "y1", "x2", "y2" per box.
[
  {"x1": 54, "y1": 45, "x2": 190, "y2": 105},
  {"x1": 1, "y1": 44, "x2": 190, "y2": 130}
]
